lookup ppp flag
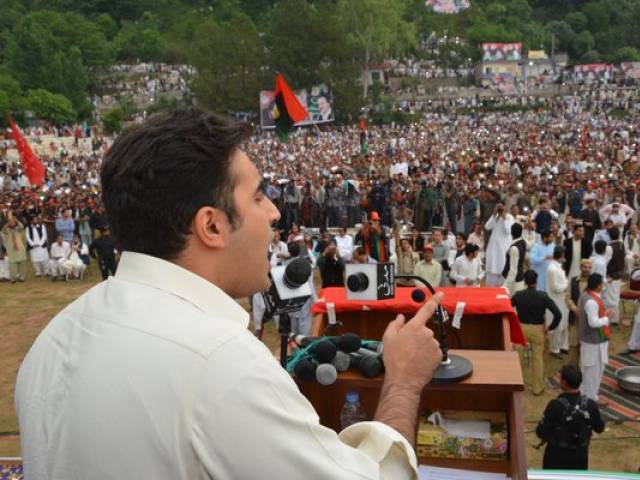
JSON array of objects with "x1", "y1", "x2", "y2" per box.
[
  {"x1": 8, "y1": 118, "x2": 45, "y2": 186},
  {"x1": 273, "y1": 74, "x2": 308, "y2": 141}
]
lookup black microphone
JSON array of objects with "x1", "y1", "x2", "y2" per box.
[
  {"x1": 349, "y1": 350, "x2": 384, "y2": 378},
  {"x1": 291, "y1": 333, "x2": 362, "y2": 353},
  {"x1": 293, "y1": 358, "x2": 317, "y2": 381},
  {"x1": 347, "y1": 272, "x2": 369, "y2": 292},
  {"x1": 307, "y1": 340, "x2": 337, "y2": 363},
  {"x1": 283, "y1": 257, "x2": 312, "y2": 289},
  {"x1": 361, "y1": 341, "x2": 384, "y2": 356},
  {"x1": 411, "y1": 288, "x2": 426, "y2": 303}
]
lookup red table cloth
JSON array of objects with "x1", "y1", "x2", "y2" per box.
[{"x1": 311, "y1": 287, "x2": 526, "y2": 345}]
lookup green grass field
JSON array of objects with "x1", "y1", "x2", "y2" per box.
[{"x1": 1, "y1": 264, "x2": 639, "y2": 472}]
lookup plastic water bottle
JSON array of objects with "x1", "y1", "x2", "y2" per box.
[{"x1": 340, "y1": 390, "x2": 367, "y2": 430}]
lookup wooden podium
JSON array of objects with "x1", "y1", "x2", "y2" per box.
[
  {"x1": 297, "y1": 350, "x2": 527, "y2": 479},
  {"x1": 297, "y1": 287, "x2": 528, "y2": 479}
]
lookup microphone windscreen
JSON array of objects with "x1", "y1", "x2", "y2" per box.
[
  {"x1": 315, "y1": 363, "x2": 338, "y2": 385},
  {"x1": 294, "y1": 358, "x2": 317, "y2": 381},
  {"x1": 360, "y1": 356, "x2": 384, "y2": 378},
  {"x1": 335, "y1": 333, "x2": 361, "y2": 353},
  {"x1": 283, "y1": 258, "x2": 312, "y2": 289},
  {"x1": 332, "y1": 351, "x2": 351, "y2": 372},
  {"x1": 411, "y1": 288, "x2": 426, "y2": 303},
  {"x1": 312, "y1": 340, "x2": 338, "y2": 363}
]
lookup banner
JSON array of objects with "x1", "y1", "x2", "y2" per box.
[
  {"x1": 260, "y1": 83, "x2": 334, "y2": 128},
  {"x1": 482, "y1": 73, "x2": 517, "y2": 94},
  {"x1": 482, "y1": 43, "x2": 522, "y2": 62},
  {"x1": 621, "y1": 62, "x2": 640, "y2": 80},
  {"x1": 426, "y1": 0, "x2": 470, "y2": 14},
  {"x1": 572, "y1": 64, "x2": 613, "y2": 83}
]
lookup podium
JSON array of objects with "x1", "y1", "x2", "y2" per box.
[{"x1": 297, "y1": 287, "x2": 528, "y2": 479}]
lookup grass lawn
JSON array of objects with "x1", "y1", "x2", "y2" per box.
[{"x1": 1, "y1": 264, "x2": 639, "y2": 472}]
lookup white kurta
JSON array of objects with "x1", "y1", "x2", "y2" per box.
[
  {"x1": 484, "y1": 213, "x2": 514, "y2": 279},
  {"x1": 546, "y1": 260, "x2": 569, "y2": 353},
  {"x1": 580, "y1": 296, "x2": 609, "y2": 402},
  {"x1": 450, "y1": 255, "x2": 483, "y2": 287}
]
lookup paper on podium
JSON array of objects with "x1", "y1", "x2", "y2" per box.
[
  {"x1": 419, "y1": 465, "x2": 507, "y2": 480},
  {"x1": 427, "y1": 412, "x2": 491, "y2": 439}
]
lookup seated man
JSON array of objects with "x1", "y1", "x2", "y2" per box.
[
  {"x1": 48, "y1": 234, "x2": 70, "y2": 281},
  {"x1": 63, "y1": 235, "x2": 88, "y2": 280}
]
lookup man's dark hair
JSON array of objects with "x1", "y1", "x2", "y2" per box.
[
  {"x1": 511, "y1": 222, "x2": 523, "y2": 239},
  {"x1": 609, "y1": 227, "x2": 620, "y2": 241},
  {"x1": 287, "y1": 242, "x2": 301, "y2": 257},
  {"x1": 540, "y1": 230, "x2": 551, "y2": 239},
  {"x1": 588, "y1": 273, "x2": 603, "y2": 290},
  {"x1": 553, "y1": 245, "x2": 565, "y2": 260},
  {"x1": 100, "y1": 108, "x2": 252, "y2": 260},
  {"x1": 464, "y1": 243, "x2": 478, "y2": 256},
  {"x1": 524, "y1": 269, "x2": 538, "y2": 286},
  {"x1": 594, "y1": 240, "x2": 607, "y2": 255},
  {"x1": 560, "y1": 364, "x2": 582, "y2": 389}
]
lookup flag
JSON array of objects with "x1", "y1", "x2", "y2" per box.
[
  {"x1": 8, "y1": 118, "x2": 45, "y2": 186},
  {"x1": 273, "y1": 74, "x2": 308, "y2": 141},
  {"x1": 359, "y1": 117, "x2": 368, "y2": 155}
]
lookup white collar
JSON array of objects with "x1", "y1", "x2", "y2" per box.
[{"x1": 115, "y1": 251, "x2": 249, "y2": 328}]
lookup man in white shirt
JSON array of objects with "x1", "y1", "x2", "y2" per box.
[
  {"x1": 450, "y1": 243, "x2": 483, "y2": 287},
  {"x1": 16, "y1": 109, "x2": 444, "y2": 480},
  {"x1": 335, "y1": 226, "x2": 354, "y2": 261},
  {"x1": 48, "y1": 233, "x2": 70, "y2": 280},
  {"x1": 268, "y1": 228, "x2": 288, "y2": 266},
  {"x1": 484, "y1": 203, "x2": 514, "y2": 286},
  {"x1": 546, "y1": 246, "x2": 569, "y2": 357},
  {"x1": 624, "y1": 222, "x2": 640, "y2": 274}
]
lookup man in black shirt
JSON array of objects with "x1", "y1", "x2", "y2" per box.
[
  {"x1": 89, "y1": 227, "x2": 118, "y2": 280},
  {"x1": 316, "y1": 241, "x2": 345, "y2": 288},
  {"x1": 512, "y1": 270, "x2": 562, "y2": 395},
  {"x1": 536, "y1": 365, "x2": 605, "y2": 469}
]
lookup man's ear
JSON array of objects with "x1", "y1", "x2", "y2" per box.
[{"x1": 192, "y1": 206, "x2": 228, "y2": 249}]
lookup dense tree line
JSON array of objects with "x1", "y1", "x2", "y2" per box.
[{"x1": 0, "y1": 0, "x2": 639, "y2": 125}]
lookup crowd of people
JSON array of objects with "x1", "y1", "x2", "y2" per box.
[
  {"x1": 2, "y1": 88, "x2": 640, "y2": 410},
  {"x1": 94, "y1": 63, "x2": 193, "y2": 113}
]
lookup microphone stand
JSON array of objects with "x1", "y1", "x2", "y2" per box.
[
  {"x1": 395, "y1": 274, "x2": 473, "y2": 384},
  {"x1": 279, "y1": 312, "x2": 292, "y2": 368}
]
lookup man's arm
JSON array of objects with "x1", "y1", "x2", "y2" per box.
[
  {"x1": 585, "y1": 299, "x2": 609, "y2": 328},
  {"x1": 505, "y1": 245, "x2": 518, "y2": 283},
  {"x1": 545, "y1": 293, "x2": 563, "y2": 331},
  {"x1": 375, "y1": 293, "x2": 444, "y2": 446}
]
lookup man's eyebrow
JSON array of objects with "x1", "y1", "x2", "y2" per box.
[{"x1": 256, "y1": 179, "x2": 268, "y2": 193}]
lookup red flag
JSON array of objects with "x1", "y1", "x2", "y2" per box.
[
  {"x1": 8, "y1": 118, "x2": 45, "y2": 186},
  {"x1": 274, "y1": 74, "x2": 308, "y2": 124}
]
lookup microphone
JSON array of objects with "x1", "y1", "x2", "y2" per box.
[
  {"x1": 293, "y1": 358, "x2": 317, "y2": 381},
  {"x1": 307, "y1": 340, "x2": 337, "y2": 363},
  {"x1": 349, "y1": 350, "x2": 384, "y2": 378},
  {"x1": 361, "y1": 341, "x2": 384, "y2": 356},
  {"x1": 411, "y1": 288, "x2": 426, "y2": 303},
  {"x1": 283, "y1": 258, "x2": 312, "y2": 289},
  {"x1": 290, "y1": 333, "x2": 362, "y2": 353},
  {"x1": 332, "y1": 351, "x2": 351, "y2": 372},
  {"x1": 347, "y1": 272, "x2": 369, "y2": 292},
  {"x1": 315, "y1": 363, "x2": 338, "y2": 385}
]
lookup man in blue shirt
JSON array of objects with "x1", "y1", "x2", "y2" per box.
[
  {"x1": 530, "y1": 230, "x2": 555, "y2": 291},
  {"x1": 54, "y1": 209, "x2": 75, "y2": 243}
]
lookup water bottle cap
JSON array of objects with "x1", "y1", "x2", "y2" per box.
[{"x1": 346, "y1": 390, "x2": 359, "y2": 403}]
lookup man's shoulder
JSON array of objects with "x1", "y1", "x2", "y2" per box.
[{"x1": 60, "y1": 279, "x2": 248, "y2": 358}]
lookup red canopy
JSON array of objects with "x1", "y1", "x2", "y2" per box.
[{"x1": 312, "y1": 287, "x2": 526, "y2": 345}]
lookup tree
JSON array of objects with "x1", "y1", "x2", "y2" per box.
[
  {"x1": 613, "y1": 46, "x2": 640, "y2": 63},
  {"x1": 114, "y1": 21, "x2": 165, "y2": 62},
  {"x1": 26, "y1": 89, "x2": 75, "y2": 123},
  {"x1": 572, "y1": 30, "x2": 594, "y2": 59},
  {"x1": 102, "y1": 107, "x2": 124, "y2": 134},
  {"x1": 190, "y1": 13, "x2": 265, "y2": 112},
  {"x1": 337, "y1": 0, "x2": 416, "y2": 98}
]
